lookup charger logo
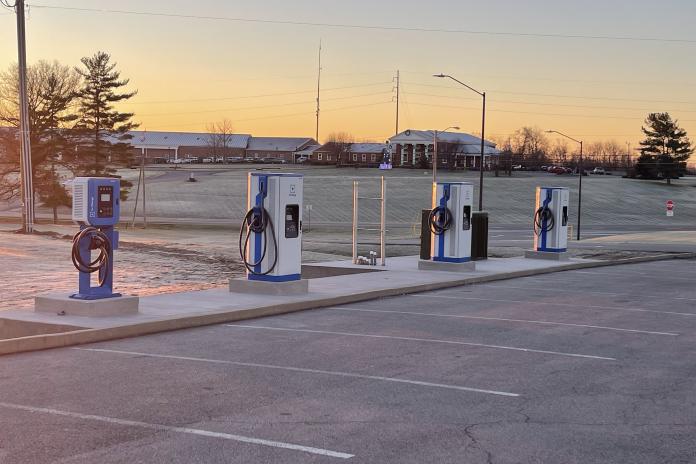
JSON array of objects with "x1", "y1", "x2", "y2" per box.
[{"x1": 289, "y1": 184, "x2": 297, "y2": 197}]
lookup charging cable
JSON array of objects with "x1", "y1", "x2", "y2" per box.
[
  {"x1": 534, "y1": 204, "x2": 555, "y2": 236},
  {"x1": 428, "y1": 205, "x2": 453, "y2": 235},
  {"x1": 239, "y1": 206, "x2": 278, "y2": 275},
  {"x1": 71, "y1": 227, "x2": 111, "y2": 286}
]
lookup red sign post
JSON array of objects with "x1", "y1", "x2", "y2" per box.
[{"x1": 666, "y1": 200, "x2": 674, "y2": 216}]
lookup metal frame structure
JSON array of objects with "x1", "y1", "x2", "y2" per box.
[{"x1": 352, "y1": 177, "x2": 386, "y2": 266}]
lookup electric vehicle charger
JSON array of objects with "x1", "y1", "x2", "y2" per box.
[
  {"x1": 532, "y1": 186, "x2": 569, "y2": 253},
  {"x1": 427, "y1": 182, "x2": 473, "y2": 263},
  {"x1": 69, "y1": 177, "x2": 121, "y2": 300},
  {"x1": 239, "y1": 205, "x2": 278, "y2": 276},
  {"x1": 238, "y1": 172, "x2": 303, "y2": 282}
]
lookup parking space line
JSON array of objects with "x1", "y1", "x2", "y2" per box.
[
  {"x1": 224, "y1": 325, "x2": 616, "y2": 361},
  {"x1": 481, "y1": 284, "x2": 626, "y2": 297},
  {"x1": 472, "y1": 278, "x2": 696, "y2": 304},
  {"x1": 0, "y1": 401, "x2": 354, "y2": 459},
  {"x1": 410, "y1": 294, "x2": 696, "y2": 317},
  {"x1": 331, "y1": 307, "x2": 679, "y2": 336},
  {"x1": 74, "y1": 348, "x2": 519, "y2": 397},
  {"x1": 572, "y1": 270, "x2": 696, "y2": 282}
]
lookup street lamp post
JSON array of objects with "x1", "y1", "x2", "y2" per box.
[
  {"x1": 546, "y1": 130, "x2": 583, "y2": 241},
  {"x1": 434, "y1": 74, "x2": 486, "y2": 211},
  {"x1": 433, "y1": 125, "x2": 459, "y2": 184}
]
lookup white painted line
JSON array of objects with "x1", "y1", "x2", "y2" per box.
[
  {"x1": 411, "y1": 294, "x2": 696, "y2": 318},
  {"x1": 572, "y1": 270, "x2": 696, "y2": 282},
  {"x1": 483, "y1": 284, "x2": 626, "y2": 297},
  {"x1": 0, "y1": 401, "x2": 354, "y2": 459},
  {"x1": 330, "y1": 307, "x2": 679, "y2": 336},
  {"x1": 224, "y1": 325, "x2": 616, "y2": 361},
  {"x1": 489, "y1": 280, "x2": 696, "y2": 303},
  {"x1": 74, "y1": 348, "x2": 519, "y2": 398}
]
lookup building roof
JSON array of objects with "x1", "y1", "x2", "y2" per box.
[
  {"x1": 247, "y1": 137, "x2": 316, "y2": 152},
  {"x1": 127, "y1": 131, "x2": 251, "y2": 149},
  {"x1": 350, "y1": 143, "x2": 388, "y2": 154},
  {"x1": 388, "y1": 129, "x2": 499, "y2": 155},
  {"x1": 294, "y1": 144, "x2": 322, "y2": 156}
]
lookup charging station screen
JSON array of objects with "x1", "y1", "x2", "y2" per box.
[{"x1": 97, "y1": 186, "x2": 114, "y2": 218}]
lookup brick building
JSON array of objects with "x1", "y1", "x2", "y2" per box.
[
  {"x1": 388, "y1": 129, "x2": 500, "y2": 169},
  {"x1": 309, "y1": 142, "x2": 388, "y2": 166},
  {"x1": 127, "y1": 131, "x2": 250, "y2": 162},
  {"x1": 245, "y1": 137, "x2": 318, "y2": 162}
]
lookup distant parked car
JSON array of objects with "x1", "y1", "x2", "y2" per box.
[
  {"x1": 540, "y1": 165, "x2": 549, "y2": 171},
  {"x1": 226, "y1": 156, "x2": 244, "y2": 163},
  {"x1": 592, "y1": 167, "x2": 606, "y2": 175},
  {"x1": 261, "y1": 157, "x2": 287, "y2": 164},
  {"x1": 202, "y1": 157, "x2": 214, "y2": 163},
  {"x1": 512, "y1": 164, "x2": 526, "y2": 171},
  {"x1": 296, "y1": 156, "x2": 308, "y2": 164}
]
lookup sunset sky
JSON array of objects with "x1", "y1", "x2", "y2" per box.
[{"x1": 1, "y1": 0, "x2": 696, "y2": 152}]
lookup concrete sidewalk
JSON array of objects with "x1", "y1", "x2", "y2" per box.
[{"x1": 3, "y1": 252, "x2": 694, "y2": 356}]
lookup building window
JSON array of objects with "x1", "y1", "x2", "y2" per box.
[
  {"x1": 327, "y1": 154, "x2": 332, "y2": 161},
  {"x1": 318, "y1": 153, "x2": 323, "y2": 161},
  {"x1": 352, "y1": 153, "x2": 357, "y2": 161},
  {"x1": 361, "y1": 154, "x2": 366, "y2": 162},
  {"x1": 370, "y1": 154, "x2": 376, "y2": 162}
]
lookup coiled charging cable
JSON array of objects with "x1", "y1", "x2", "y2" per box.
[
  {"x1": 239, "y1": 206, "x2": 278, "y2": 275},
  {"x1": 533, "y1": 204, "x2": 555, "y2": 236},
  {"x1": 428, "y1": 205, "x2": 453, "y2": 236},
  {"x1": 71, "y1": 227, "x2": 111, "y2": 286}
]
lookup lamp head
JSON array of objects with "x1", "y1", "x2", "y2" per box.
[{"x1": 433, "y1": 73, "x2": 446, "y2": 78}]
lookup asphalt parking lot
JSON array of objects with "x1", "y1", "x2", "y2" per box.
[{"x1": 2, "y1": 259, "x2": 696, "y2": 463}]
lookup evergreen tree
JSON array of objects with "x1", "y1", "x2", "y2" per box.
[
  {"x1": 74, "y1": 51, "x2": 138, "y2": 194},
  {"x1": 637, "y1": 112, "x2": 693, "y2": 184}
]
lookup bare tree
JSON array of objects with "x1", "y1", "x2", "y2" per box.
[
  {"x1": 511, "y1": 126, "x2": 549, "y2": 169},
  {"x1": 0, "y1": 60, "x2": 81, "y2": 220},
  {"x1": 549, "y1": 139, "x2": 569, "y2": 166},
  {"x1": 206, "y1": 118, "x2": 235, "y2": 162},
  {"x1": 325, "y1": 131, "x2": 354, "y2": 166}
]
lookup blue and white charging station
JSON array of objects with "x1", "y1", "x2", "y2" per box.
[
  {"x1": 239, "y1": 173, "x2": 303, "y2": 282},
  {"x1": 533, "y1": 186, "x2": 569, "y2": 252},
  {"x1": 70, "y1": 177, "x2": 121, "y2": 300},
  {"x1": 428, "y1": 182, "x2": 473, "y2": 263}
]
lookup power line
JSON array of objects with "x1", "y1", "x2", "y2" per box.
[
  {"x1": 137, "y1": 91, "x2": 392, "y2": 117},
  {"x1": 27, "y1": 3, "x2": 696, "y2": 45},
  {"x1": 129, "y1": 81, "x2": 391, "y2": 105},
  {"x1": 405, "y1": 91, "x2": 696, "y2": 114},
  {"x1": 406, "y1": 101, "x2": 696, "y2": 123},
  {"x1": 403, "y1": 81, "x2": 696, "y2": 106},
  {"x1": 399, "y1": 69, "x2": 695, "y2": 88},
  {"x1": 140, "y1": 101, "x2": 392, "y2": 128}
]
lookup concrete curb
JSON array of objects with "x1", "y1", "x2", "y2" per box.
[{"x1": 1, "y1": 252, "x2": 694, "y2": 356}]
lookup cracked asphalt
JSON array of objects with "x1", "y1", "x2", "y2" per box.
[{"x1": 2, "y1": 259, "x2": 696, "y2": 463}]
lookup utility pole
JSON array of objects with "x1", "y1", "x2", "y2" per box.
[
  {"x1": 626, "y1": 141, "x2": 632, "y2": 170},
  {"x1": 315, "y1": 40, "x2": 322, "y2": 143},
  {"x1": 4, "y1": 0, "x2": 35, "y2": 233},
  {"x1": 394, "y1": 70, "x2": 400, "y2": 135}
]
